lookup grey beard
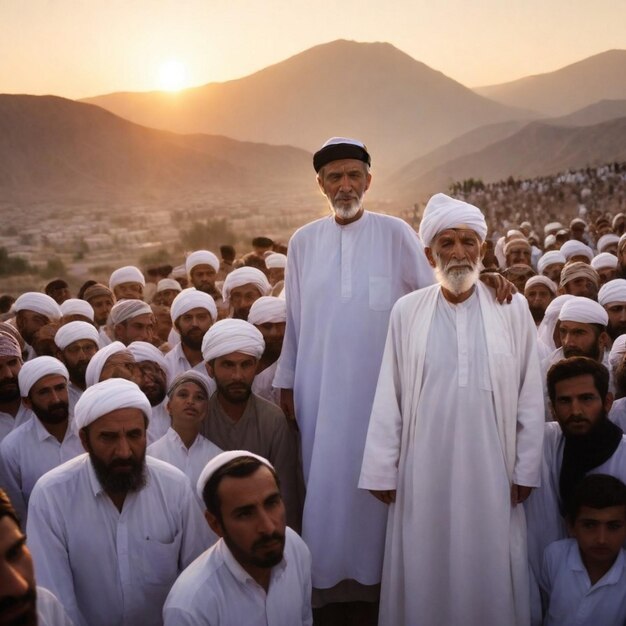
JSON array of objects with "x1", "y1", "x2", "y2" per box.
[{"x1": 435, "y1": 262, "x2": 482, "y2": 295}]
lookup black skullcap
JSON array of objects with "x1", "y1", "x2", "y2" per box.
[{"x1": 313, "y1": 137, "x2": 371, "y2": 173}]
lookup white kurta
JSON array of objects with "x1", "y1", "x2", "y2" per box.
[
  {"x1": 0, "y1": 402, "x2": 34, "y2": 443},
  {"x1": 359, "y1": 284, "x2": 544, "y2": 626},
  {"x1": 37, "y1": 586, "x2": 74, "y2": 626},
  {"x1": 67, "y1": 381, "x2": 83, "y2": 416},
  {"x1": 26, "y1": 454, "x2": 211, "y2": 626},
  {"x1": 274, "y1": 211, "x2": 434, "y2": 588},
  {"x1": 163, "y1": 527, "x2": 312, "y2": 626},
  {"x1": 0, "y1": 418, "x2": 83, "y2": 522},
  {"x1": 163, "y1": 342, "x2": 210, "y2": 381},
  {"x1": 252, "y1": 361, "x2": 280, "y2": 406},
  {"x1": 147, "y1": 400, "x2": 172, "y2": 445}
]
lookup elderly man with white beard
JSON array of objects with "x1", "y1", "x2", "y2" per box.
[{"x1": 359, "y1": 193, "x2": 544, "y2": 626}]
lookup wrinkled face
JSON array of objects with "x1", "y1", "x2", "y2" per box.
[
  {"x1": 88, "y1": 295, "x2": 114, "y2": 326},
  {"x1": 0, "y1": 515, "x2": 37, "y2": 626},
  {"x1": 597, "y1": 267, "x2": 619, "y2": 286},
  {"x1": 542, "y1": 263, "x2": 564, "y2": 284},
  {"x1": 190, "y1": 265, "x2": 217, "y2": 294},
  {"x1": 80, "y1": 408, "x2": 147, "y2": 495},
  {"x1": 0, "y1": 355, "x2": 22, "y2": 404},
  {"x1": 552, "y1": 374, "x2": 611, "y2": 436},
  {"x1": 569, "y1": 505, "x2": 626, "y2": 573},
  {"x1": 25, "y1": 374, "x2": 69, "y2": 425},
  {"x1": 113, "y1": 282, "x2": 144, "y2": 301},
  {"x1": 62, "y1": 339, "x2": 98, "y2": 388},
  {"x1": 100, "y1": 350, "x2": 142, "y2": 385},
  {"x1": 267, "y1": 268, "x2": 284, "y2": 286},
  {"x1": 207, "y1": 351, "x2": 257, "y2": 405},
  {"x1": 255, "y1": 322, "x2": 285, "y2": 360},
  {"x1": 563, "y1": 277, "x2": 599, "y2": 300},
  {"x1": 210, "y1": 466, "x2": 286, "y2": 573},
  {"x1": 114, "y1": 314, "x2": 154, "y2": 346},
  {"x1": 605, "y1": 302, "x2": 626, "y2": 341},
  {"x1": 506, "y1": 244, "x2": 531, "y2": 267},
  {"x1": 229, "y1": 284, "x2": 263, "y2": 320},
  {"x1": 15, "y1": 310, "x2": 50, "y2": 345},
  {"x1": 136, "y1": 361, "x2": 167, "y2": 407},
  {"x1": 524, "y1": 285, "x2": 553, "y2": 323},
  {"x1": 559, "y1": 321, "x2": 604, "y2": 360},
  {"x1": 167, "y1": 381, "x2": 208, "y2": 427},
  {"x1": 317, "y1": 158, "x2": 371, "y2": 222},
  {"x1": 176, "y1": 307, "x2": 213, "y2": 351}
]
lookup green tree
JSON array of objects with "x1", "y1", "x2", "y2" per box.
[
  {"x1": 180, "y1": 218, "x2": 236, "y2": 251},
  {"x1": 40, "y1": 257, "x2": 67, "y2": 279},
  {"x1": 0, "y1": 247, "x2": 31, "y2": 276}
]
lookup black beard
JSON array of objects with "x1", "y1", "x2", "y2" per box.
[
  {"x1": 181, "y1": 328, "x2": 204, "y2": 351},
  {"x1": 67, "y1": 361, "x2": 88, "y2": 389},
  {"x1": 0, "y1": 379, "x2": 20, "y2": 403},
  {"x1": 216, "y1": 380, "x2": 252, "y2": 404},
  {"x1": 528, "y1": 305, "x2": 545, "y2": 324},
  {"x1": 32, "y1": 401, "x2": 69, "y2": 425},
  {"x1": 0, "y1": 585, "x2": 37, "y2": 626},
  {"x1": 608, "y1": 322, "x2": 626, "y2": 342},
  {"x1": 232, "y1": 307, "x2": 251, "y2": 320},
  {"x1": 87, "y1": 444, "x2": 147, "y2": 495},
  {"x1": 224, "y1": 530, "x2": 285, "y2": 569},
  {"x1": 142, "y1": 385, "x2": 166, "y2": 407},
  {"x1": 563, "y1": 343, "x2": 601, "y2": 361}
]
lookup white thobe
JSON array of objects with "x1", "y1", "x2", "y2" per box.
[
  {"x1": 0, "y1": 418, "x2": 83, "y2": 522},
  {"x1": 163, "y1": 342, "x2": 210, "y2": 381},
  {"x1": 0, "y1": 402, "x2": 34, "y2": 443},
  {"x1": 147, "y1": 399, "x2": 172, "y2": 445},
  {"x1": 163, "y1": 527, "x2": 313, "y2": 626},
  {"x1": 252, "y1": 361, "x2": 280, "y2": 406},
  {"x1": 539, "y1": 539, "x2": 626, "y2": 626},
  {"x1": 97, "y1": 326, "x2": 112, "y2": 346},
  {"x1": 273, "y1": 211, "x2": 434, "y2": 588},
  {"x1": 67, "y1": 381, "x2": 83, "y2": 415},
  {"x1": 37, "y1": 586, "x2": 74, "y2": 626},
  {"x1": 360, "y1": 284, "x2": 544, "y2": 626},
  {"x1": 26, "y1": 454, "x2": 211, "y2": 626},
  {"x1": 609, "y1": 397, "x2": 626, "y2": 430}
]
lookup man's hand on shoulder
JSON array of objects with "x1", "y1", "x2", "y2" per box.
[{"x1": 479, "y1": 272, "x2": 516, "y2": 304}]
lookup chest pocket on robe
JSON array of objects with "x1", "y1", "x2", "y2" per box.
[
  {"x1": 369, "y1": 276, "x2": 392, "y2": 311},
  {"x1": 140, "y1": 529, "x2": 182, "y2": 586}
]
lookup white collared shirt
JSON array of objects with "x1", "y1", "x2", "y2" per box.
[
  {"x1": 37, "y1": 587, "x2": 73, "y2": 626},
  {"x1": 164, "y1": 342, "x2": 212, "y2": 381},
  {"x1": 0, "y1": 417, "x2": 83, "y2": 522},
  {"x1": 0, "y1": 402, "x2": 34, "y2": 443},
  {"x1": 163, "y1": 527, "x2": 312, "y2": 626},
  {"x1": 27, "y1": 454, "x2": 212, "y2": 626},
  {"x1": 146, "y1": 400, "x2": 172, "y2": 445}
]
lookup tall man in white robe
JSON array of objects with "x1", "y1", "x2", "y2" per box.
[{"x1": 359, "y1": 193, "x2": 544, "y2": 626}]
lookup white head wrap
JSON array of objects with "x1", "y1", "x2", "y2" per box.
[
  {"x1": 186, "y1": 250, "x2": 220, "y2": 275},
  {"x1": 196, "y1": 450, "x2": 273, "y2": 502},
  {"x1": 537, "y1": 251, "x2": 566, "y2": 275},
  {"x1": 598, "y1": 279, "x2": 626, "y2": 307},
  {"x1": 12, "y1": 293, "x2": 61, "y2": 320},
  {"x1": 74, "y1": 378, "x2": 151, "y2": 430},
  {"x1": 265, "y1": 253, "x2": 287, "y2": 270},
  {"x1": 85, "y1": 341, "x2": 128, "y2": 388},
  {"x1": 109, "y1": 266, "x2": 145, "y2": 289},
  {"x1": 418, "y1": 193, "x2": 487, "y2": 248},
  {"x1": 18, "y1": 356, "x2": 68, "y2": 397},
  {"x1": 559, "y1": 297, "x2": 608, "y2": 326},
  {"x1": 127, "y1": 341, "x2": 168, "y2": 373},
  {"x1": 201, "y1": 319, "x2": 265, "y2": 362},
  {"x1": 537, "y1": 294, "x2": 576, "y2": 351},
  {"x1": 156, "y1": 279, "x2": 182, "y2": 293},
  {"x1": 247, "y1": 296, "x2": 287, "y2": 325},
  {"x1": 544, "y1": 222, "x2": 563, "y2": 235},
  {"x1": 609, "y1": 335, "x2": 626, "y2": 372},
  {"x1": 0, "y1": 332, "x2": 21, "y2": 358},
  {"x1": 504, "y1": 238, "x2": 530, "y2": 257},
  {"x1": 591, "y1": 253, "x2": 619, "y2": 271},
  {"x1": 619, "y1": 233, "x2": 626, "y2": 253},
  {"x1": 170, "y1": 289, "x2": 217, "y2": 323},
  {"x1": 222, "y1": 268, "x2": 271, "y2": 308},
  {"x1": 60, "y1": 299, "x2": 94, "y2": 321},
  {"x1": 544, "y1": 234, "x2": 557, "y2": 249},
  {"x1": 597, "y1": 233, "x2": 619, "y2": 253},
  {"x1": 171, "y1": 265, "x2": 187, "y2": 279},
  {"x1": 54, "y1": 321, "x2": 100, "y2": 351},
  {"x1": 524, "y1": 275, "x2": 556, "y2": 295},
  {"x1": 560, "y1": 240, "x2": 594, "y2": 262},
  {"x1": 167, "y1": 370, "x2": 212, "y2": 399},
  {"x1": 109, "y1": 300, "x2": 153, "y2": 326}
]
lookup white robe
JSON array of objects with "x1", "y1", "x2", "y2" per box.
[
  {"x1": 359, "y1": 283, "x2": 544, "y2": 626},
  {"x1": 274, "y1": 211, "x2": 434, "y2": 588}
]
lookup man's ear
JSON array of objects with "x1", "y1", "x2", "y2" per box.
[
  {"x1": 604, "y1": 390, "x2": 614, "y2": 415},
  {"x1": 79, "y1": 428, "x2": 89, "y2": 453},
  {"x1": 22, "y1": 395, "x2": 32, "y2": 410},
  {"x1": 205, "y1": 510, "x2": 224, "y2": 538},
  {"x1": 205, "y1": 362, "x2": 215, "y2": 380},
  {"x1": 424, "y1": 247, "x2": 436, "y2": 269}
]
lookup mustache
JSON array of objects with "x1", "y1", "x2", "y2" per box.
[
  {"x1": 252, "y1": 532, "x2": 284, "y2": 551},
  {"x1": 0, "y1": 586, "x2": 37, "y2": 614}
]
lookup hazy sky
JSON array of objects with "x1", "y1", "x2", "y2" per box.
[{"x1": 2, "y1": 0, "x2": 625, "y2": 99}]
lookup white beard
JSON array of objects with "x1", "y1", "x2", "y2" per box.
[
  {"x1": 434, "y1": 257, "x2": 482, "y2": 296},
  {"x1": 330, "y1": 193, "x2": 363, "y2": 220}
]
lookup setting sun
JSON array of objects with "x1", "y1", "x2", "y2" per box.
[{"x1": 157, "y1": 60, "x2": 188, "y2": 92}]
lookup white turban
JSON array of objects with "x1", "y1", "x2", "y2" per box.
[
  {"x1": 597, "y1": 233, "x2": 619, "y2": 253},
  {"x1": 537, "y1": 294, "x2": 575, "y2": 351},
  {"x1": 74, "y1": 378, "x2": 151, "y2": 430},
  {"x1": 265, "y1": 253, "x2": 287, "y2": 270},
  {"x1": 60, "y1": 299, "x2": 94, "y2": 321},
  {"x1": 418, "y1": 193, "x2": 488, "y2": 248},
  {"x1": 619, "y1": 233, "x2": 626, "y2": 253},
  {"x1": 109, "y1": 300, "x2": 153, "y2": 326},
  {"x1": 222, "y1": 268, "x2": 271, "y2": 308},
  {"x1": 544, "y1": 235, "x2": 557, "y2": 249},
  {"x1": 156, "y1": 279, "x2": 182, "y2": 293},
  {"x1": 201, "y1": 319, "x2": 265, "y2": 362},
  {"x1": 559, "y1": 297, "x2": 608, "y2": 326},
  {"x1": 560, "y1": 240, "x2": 593, "y2": 262},
  {"x1": 170, "y1": 289, "x2": 217, "y2": 323},
  {"x1": 168, "y1": 370, "x2": 212, "y2": 399},
  {"x1": 598, "y1": 279, "x2": 626, "y2": 307},
  {"x1": 12, "y1": 293, "x2": 61, "y2": 320},
  {"x1": 54, "y1": 321, "x2": 100, "y2": 351},
  {"x1": 196, "y1": 450, "x2": 273, "y2": 502},
  {"x1": 609, "y1": 334, "x2": 626, "y2": 372},
  {"x1": 85, "y1": 341, "x2": 128, "y2": 388},
  {"x1": 109, "y1": 266, "x2": 145, "y2": 289},
  {"x1": 0, "y1": 332, "x2": 21, "y2": 358},
  {"x1": 127, "y1": 341, "x2": 168, "y2": 373},
  {"x1": 537, "y1": 251, "x2": 566, "y2": 275},
  {"x1": 18, "y1": 356, "x2": 68, "y2": 397},
  {"x1": 591, "y1": 253, "x2": 619, "y2": 271},
  {"x1": 524, "y1": 275, "x2": 556, "y2": 295},
  {"x1": 186, "y1": 250, "x2": 220, "y2": 275},
  {"x1": 247, "y1": 296, "x2": 287, "y2": 325},
  {"x1": 544, "y1": 222, "x2": 563, "y2": 235}
]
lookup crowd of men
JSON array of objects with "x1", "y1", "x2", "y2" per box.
[{"x1": 2, "y1": 138, "x2": 626, "y2": 626}]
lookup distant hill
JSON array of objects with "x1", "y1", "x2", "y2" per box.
[
  {"x1": 550, "y1": 99, "x2": 626, "y2": 127},
  {"x1": 82, "y1": 39, "x2": 533, "y2": 169},
  {"x1": 389, "y1": 116, "x2": 626, "y2": 201},
  {"x1": 475, "y1": 50, "x2": 626, "y2": 116},
  {"x1": 0, "y1": 94, "x2": 313, "y2": 205}
]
